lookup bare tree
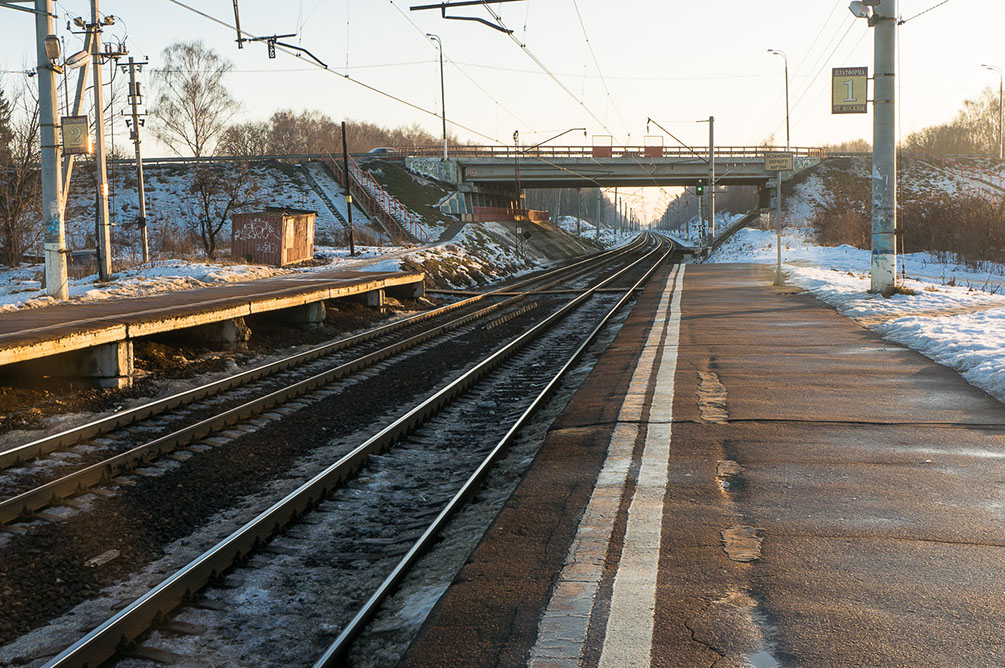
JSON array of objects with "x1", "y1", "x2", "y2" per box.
[
  {"x1": 150, "y1": 41, "x2": 239, "y2": 157},
  {"x1": 0, "y1": 85, "x2": 43, "y2": 267},
  {"x1": 186, "y1": 162, "x2": 264, "y2": 259},
  {"x1": 218, "y1": 110, "x2": 459, "y2": 157},
  {"x1": 904, "y1": 87, "x2": 999, "y2": 155},
  {"x1": 218, "y1": 120, "x2": 271, "y2": 156}
]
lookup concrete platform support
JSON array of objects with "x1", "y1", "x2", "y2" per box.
[
  {"x1": 356, "y1": 289, "x2": 385, "y2": 309},
  {"x1": 188, "y1": 317, "x2": 252, "y2": 345},
  {"x1": 286, "y1": 301, "x2": 327, "y2": 327},
  {"x1": 387, "y1": 281, "x2": 425, "y2": 300},
  {"x1": 7, "y1": 341, "x2": 135, "y2": 389},
  {"x1": 87, "y1": 341, "x2": 134, "y2": 389}
]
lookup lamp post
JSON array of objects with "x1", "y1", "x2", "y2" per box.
[
  {"x1": 767, "y1": 49, "x2": 790, "y2": 150},
  {"x1": 982, "y1": 64, "x2": 1003, "y2": 161},
  {"x1": 426, "y1": 33, "x2": 447, "y2": 160}
]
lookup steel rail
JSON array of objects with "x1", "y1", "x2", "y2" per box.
[
  {"x1": 0, "y1": 238, "x2": 651, "y2": 524},
  {"x1": 0, "y1": 236, "x2": 645, "y2": 472},
  {"x1": 41, "y1": 234, "x2": 666, "y2": 668},
  {"x1": 315, "y1": 236, "x2": 677, "y2": 666}
]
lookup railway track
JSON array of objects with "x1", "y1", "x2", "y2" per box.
[
  {"x1": 0, "y1": 236, "x2": 651, "y2": 527},
  {"x1": 25, "y1": 234, "x2": 678, "y2": 668}
]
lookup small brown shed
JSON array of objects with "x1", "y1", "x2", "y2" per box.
[{"x1": 232, "y1": 207, "x2": 317, "y2": 267}]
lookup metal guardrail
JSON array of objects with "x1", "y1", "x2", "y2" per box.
[
  {"x1": 402, "y1": 145, "x2": 828, "y2": 159},
  {"x1": 322, "y1": 152, "x2": 429, "y2": 243}
]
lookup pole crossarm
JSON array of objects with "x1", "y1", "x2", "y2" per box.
[
  {"x1": 409, "y1": 0, "x2": 525, "y2": 33},
  {"x1": 646, "y1": 117, "x2": 708, "y2": 163},
  {"x1": 0, "y1": 1, "x2": 55, "y2": 16}
]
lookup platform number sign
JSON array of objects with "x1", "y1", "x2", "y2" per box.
[
  {"x1": 61, "y1": 115, "x2": 92, "y2": 155},
  {"x1": 832, "y1": 67, "x2": 868, "y2": 114}
]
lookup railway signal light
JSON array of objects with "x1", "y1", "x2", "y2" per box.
[{"x1": 696, "y1": 182, "x2": 704, "y2": 195}]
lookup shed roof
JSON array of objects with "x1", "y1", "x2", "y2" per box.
[{"x1": 265, "y1": 206, "x2": 318, "y2": 216}]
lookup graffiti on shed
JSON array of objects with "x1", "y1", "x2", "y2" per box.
[{"x1": 232, "y1": 207, "x2": 317, "y2": 267}]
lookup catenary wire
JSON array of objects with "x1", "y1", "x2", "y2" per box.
[{"x1": 161, "y1": 0, "x2": 506, "y2": 145}]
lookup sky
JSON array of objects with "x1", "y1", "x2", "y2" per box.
[{"x1": 1, "y1": 0, "x2": 1001, "y2": 220}]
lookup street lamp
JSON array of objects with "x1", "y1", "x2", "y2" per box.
[
  {"x1": 767, "y1": 49, "x2": 790, "y2": 150},
  {"x1": 426, "y1": 33, "x2": 447, "y2": 160},
  {"x1": 982, "y1": 63, "x2": 1003, "y2": 161}
]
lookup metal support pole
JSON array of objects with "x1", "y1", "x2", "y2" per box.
[
  {"x1": 91, "y1": 0, "x2": 113, "y2": 280},
  {"x1": 36, "y1": 0, "x2": 68, "y2": 298},
  {"x1": 576, "y1": 188, "x2": 581, "y2": 235},
  {"x1": 870, "y1": 0, "x2": 898, "y2": 294},
  {"x1": 126, "y1": 57, "x2": 149, "y2": 262},
  {"x1": 341, "y1": 121, "x2": 356, "y2": 256},
  {"x1": 708, "y1": 115, "x2": 716, "y2": 239},
  {"x1": 775, "y1": 177, "x2": 783, "y2": 285},
  {"x1": 595, "y1": 188, "x2": 601, "y2": 241},
  {"x1": 612, "y1": 186, "x2": 617, "y2": 241}
]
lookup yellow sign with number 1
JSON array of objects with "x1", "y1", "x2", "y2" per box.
[{"x1": 832, "y1": 67, "x2": 868, "y2": 114}]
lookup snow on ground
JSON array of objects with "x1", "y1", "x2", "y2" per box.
[
  {"x1": 704, "y1": 225, "x2": 1005, "y2": 402},
  {"x1": 555, "y1": 216, "x2": 637, "y2": 249},
  {"x1": 0, "y1": 246, "x2": 408, "y2": 313},
  {"x1": 0, "y1": 217, "x2": 596, "y2": 310}
]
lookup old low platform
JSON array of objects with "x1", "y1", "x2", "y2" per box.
[
  {"x1": 400, "y1": 262, "x2": 1004, "y2": 668},
  {"x1": 0, "y1": 269, "x2": 423, "y2": 387}
]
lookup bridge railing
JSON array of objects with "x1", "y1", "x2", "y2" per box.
[{"x1": 402, "y1": 145, "x2": 827, "y2": 159}]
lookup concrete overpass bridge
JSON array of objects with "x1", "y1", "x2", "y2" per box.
[{"x1": 403, "y1": 145, "x2": 824, "y2": 218}]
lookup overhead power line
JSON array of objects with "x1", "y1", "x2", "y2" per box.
[
  {"x1": 479, "y1": 1, "x2": 617, "y2": 137},
  {"x1": 899, "y1": 0, "x2": 951, "y2": 24},
  {"x1": 569, "y1": 0, "x2": 630, "y2": 141},
  {"x1": 764, "y1": 17, "x2": 857, "y2": 141},
  {"x1": 454, "y1": 61, "x2": 777, "y2": 81},
  {"x1": 161, "y1": 0, "x2": 505, "y2": 144},
  {"x1": 752, "y1": 1, "x2": 849, "y2": 141},
  {"x1": 386, "y1": 0, "x2": 534, "y2": 130}
]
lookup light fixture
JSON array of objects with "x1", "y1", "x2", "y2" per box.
[
  {"x1": 44, "y1": 34, "x2": 61, "y2": 61},
  {"x1": 849, "y1": 0, "x2": 880, "y2": 19},
  {"x1": 849, "y1": 1, "x2": 871, "y2": 18},
  {"x1": 65, "y1": 50, "x2": 90, "y2": 70}
]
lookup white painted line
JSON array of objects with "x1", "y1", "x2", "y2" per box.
[
  {"x1": 528, "y1": 264, "x2": 683, "y2": 668},
  {"x1": 598, "y1": 263, "x2": 684, "y2": 667}
]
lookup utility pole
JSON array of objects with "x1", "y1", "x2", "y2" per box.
[
  {"x1": 90, "y1": 0, "x2": 113, "y2": 281},
  {"x1": 426, "y1": 33, "x2": 447, "y2": 160},
  {"x1": 341, "y1": 121, "x2": 356, "y2": 256},
  {"x1": 982, "y1": 64, "x2": 1003, "y2": 161},
  {"x1": 35, "y1": 0, "x2": 68, "y2": 298},
  {"x1": 125, "y1": 57, "x2": 149, "y2": 262},
  {"x1": 871, "y1": 0, "x2": 897, "y2": 294},
  {"x1": 30, "y1": 0, "x2": 68, "y2": 297}
]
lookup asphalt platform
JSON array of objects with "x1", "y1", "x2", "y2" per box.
[{"x1": 400, "y1": 262, "x2": 1005, "y2": 668}]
